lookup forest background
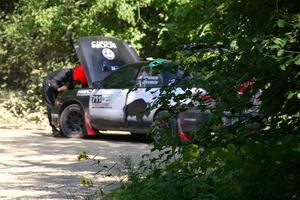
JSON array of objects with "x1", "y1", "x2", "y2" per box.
[{"x1": 0, "y1": 0, "x2": 299, "y2": 199}]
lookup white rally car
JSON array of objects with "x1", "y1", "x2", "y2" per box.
[{"x1": 50, "y1": 36, "x2": 210, "y2": 139}]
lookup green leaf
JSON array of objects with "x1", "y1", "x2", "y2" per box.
[
  {"x1": 270, "y1": 44, "x2": 280, "y2": 49},
  {"x1": 227, "y1": 143, "x2": 236, "y2": 153},
  {"x1": 280, "y1": 64, "x2": 286, "y2": 71},
  {"x1": 274, "y1": 38, "x2": 286, "y2": 47},
  {"x1": 277, "y1": 19, "x2": 285, "y2": 28},
  {"x1": 295, "y1": 55, "x2": 300, "y2": 65},
  {"x1": 292, "y1": 144, "x2": 300, "y2": 152},
  {"x1": 287, "y1": 92, "x2": 295, "y2": 100},
  {"x1": 297, "y1": 93, "x2": 300, "y2": 100},
  {"x1": 277, "y1": 49, "x2": 284, "y2": 57}
]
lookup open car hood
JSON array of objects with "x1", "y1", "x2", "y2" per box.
[{"x1": 75, "y1": 36, "x2": 140, "y2": 88}]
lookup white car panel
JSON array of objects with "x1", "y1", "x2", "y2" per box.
[
  {"x1": 89, "y1": 89, "x2": 129, "y2": 122},
  {"x1": 126, "y1": 88, "x2": 160, "y2": 123}
]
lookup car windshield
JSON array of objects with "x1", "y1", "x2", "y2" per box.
[{"x1": 101, "y1": 63, "x2": 144, "y2": 89}]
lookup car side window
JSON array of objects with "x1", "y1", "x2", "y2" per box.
[
  {"x1": 136, "y1": 66, "x2": 178, "y2": 88},
  {"x1": 136, "y1": 67, "x2": 162, "y2": 88},
  {"x1": 102, "y1": 66, "x2": 139, "y2": 89}
]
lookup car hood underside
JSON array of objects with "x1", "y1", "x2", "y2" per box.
[{"x1": 75, "y1": 36, "x2": 140, "y2": 88}]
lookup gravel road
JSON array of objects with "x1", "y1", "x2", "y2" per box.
[{"x1": 0, "y1": 128, "x2": 152, "y2": 200}]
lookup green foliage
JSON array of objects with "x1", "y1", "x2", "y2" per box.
[
  {"x1": 1, "y1": 0, "x2": 299, "y2": 199},
  {"x1": 108, "y1": 135, "x2": 299, "y2": 200},
  {"x1": 0, "y1": 89, "x2": 47, "y2": 124},
  {"x1": 77, "y1": 151, "x2": 89, "y2": 161},
  {"x1": 80, "y1": 176, "x2": 93, "y2": 187},
  {"x1": 0, "y1": 0, "x2": 150, "y2": 118},
  {"x1": 0, "y1": 0, "x2": 191, "y2": 120},
  {"x1": 107, "y1": 0, "x2": 300, "y2": 200}
]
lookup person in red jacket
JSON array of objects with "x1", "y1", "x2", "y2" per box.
[{"x1": 42, "y1": 64, "x2": 87, "y2": 135}]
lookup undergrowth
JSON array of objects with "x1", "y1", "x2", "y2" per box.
[{"x1": 0, "y1": 89, "x2": 47, "y2": 127}]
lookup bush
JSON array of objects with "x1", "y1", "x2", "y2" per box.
[
  {"x1": 106, "y1": 0, "x2": 300, "y2": 199},
  {"x1": 0, "y1": 89, "x2": 47, "y2": 126}
]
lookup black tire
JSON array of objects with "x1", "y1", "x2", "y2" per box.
[{"x1": 60, "y1": 104, "x2": 87, "y2": 138}]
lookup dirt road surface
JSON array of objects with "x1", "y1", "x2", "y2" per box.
[{"x1": 0, "y1": 128, "x2": 152, "y2": 199}]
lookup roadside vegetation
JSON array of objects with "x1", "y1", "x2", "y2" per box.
[
  {"x1": 1, "y1": 0, "x2": 299, "y2": 199},
  {"x1": 0, "y1": 90, "x2": 47, "y2": 127}
]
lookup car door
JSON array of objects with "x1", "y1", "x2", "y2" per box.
[
  {"x1": 125, "y1": 71, "x2": 162, "y2": 126},
  {"x1": 125, "y1": 89, "x2": 160, "y2": 127},
  {"x1": 88, "y1": 64, "x2": 141, "y2": 130},
  {"x1": 89, "y1": 89, "x2": 129, "y2": 126}
]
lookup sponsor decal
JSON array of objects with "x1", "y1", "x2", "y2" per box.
[
  {"x1": 77, "y1": 89, "x2": 93, "y2": 96},
  {"x1": 91, "y1": 41, "x2": 117, "y2": 49},
  {"x1": 141, "y1": 76, "x2": 159, "y2": 85},
  {"x1": 102, "y1": 48, "x2": 115, "y2": 60}
]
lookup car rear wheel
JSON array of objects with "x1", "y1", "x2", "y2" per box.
[
  {"x1": 60, "y1": 104, "x2": 87, "y2": 138},
  {"x1": 152, "y1": 111, "x2": 177, "y2": 142}
]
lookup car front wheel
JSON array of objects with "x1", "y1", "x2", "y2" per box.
[{"x1": 60, "y1": 104, "x2": 86, "y2": 138}]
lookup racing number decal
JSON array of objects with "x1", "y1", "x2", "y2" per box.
[
  {"x1": 92, "y1": 95, "x2": 102, "y2": 103},
  {"x1": 91, "y1": 94, "x2": 113, "y2": 108}
]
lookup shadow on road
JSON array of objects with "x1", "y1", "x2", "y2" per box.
[
  {"x1": 33, "y1": 131, "x2": 152, "y2": 144},
  {"x1": 87, "y1": 133, "x2": 152, "y2": 143}
]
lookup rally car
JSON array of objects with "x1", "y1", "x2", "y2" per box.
[{"x1": 50, "y1": 36, "x2": 211, "y2": 139}]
